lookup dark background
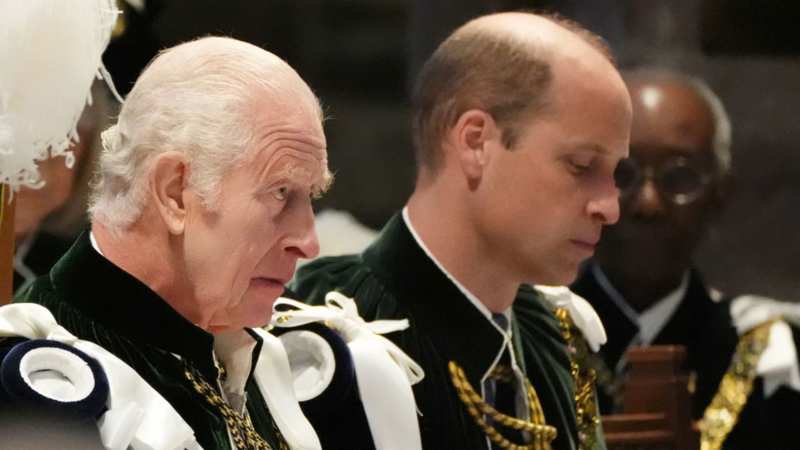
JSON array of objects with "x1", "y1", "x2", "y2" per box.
[{"x1": 105, "y1": 0, "x2": 800, "y2": 299}]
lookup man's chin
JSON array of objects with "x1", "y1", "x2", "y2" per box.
[{"x1": 528, "y1": 265, "x2": 580, "y2": 287}]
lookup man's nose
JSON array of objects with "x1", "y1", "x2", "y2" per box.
[
  {"x1": 284, "y1": 205, "x2": 321, "y2": 260},
  {"x1": 587, "y1": 182, "x2": 621, "y2": 225},
  {"x1": 629, "y1": 177, "x2": 666, "y2": 218}
]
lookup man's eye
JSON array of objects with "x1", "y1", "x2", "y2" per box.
[
  {"x1": 273, "y1": 186, "x2": 289, "y2": 201},
  {"x1": 568, "y1": 159, "x2": 592, "y2": 174}
]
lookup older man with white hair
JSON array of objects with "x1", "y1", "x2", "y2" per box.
[{"x1": 15, "y1": 36, "x2": 331, "y2": 449}]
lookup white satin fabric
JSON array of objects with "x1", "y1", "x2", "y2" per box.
[
  {"x1": 271, "y1": 292, "x2": 425, "y2": 450},
  {"x1": 248, "y1": 328, "x2": 322, "y2": 450}
]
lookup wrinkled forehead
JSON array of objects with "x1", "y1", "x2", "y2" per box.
[
  {"x1": 244, "y1": 111, "x2": 329, "y2": 183},
  {"x1": 234, "y1": 80, "x2": 327, "y2": 175}
]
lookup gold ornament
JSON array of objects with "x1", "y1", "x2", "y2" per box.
[
  {"x1": 554, "y1": 307, "x2": 601, "y2": 450},
  {"x1": 448, "y1": 360, "x2": 557, "y2": 450},
  {"x1": 699, "y1": 320, "x2": 775, "y2": 450},
  {"x1": 183, "y1": 361, "x2": 288, "y2": 450}
]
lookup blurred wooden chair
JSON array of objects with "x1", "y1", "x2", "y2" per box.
[{"x1": 603, "y1": 346, "x2": 699, "y2": 450}]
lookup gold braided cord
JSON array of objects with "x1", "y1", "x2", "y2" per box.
[
  {"x1": 488, "y1": 364, "x2": 551, "y2": 431},
  {"x1": 448, "y1": 361, "x2": 557, "y2": 450},
  {"x1": 183, "y1": 361, "x2": 288, "y2": 450},
  {"x1": 699, "y1": 320, "x2": 775, "y2": 450},
  {"x1": 554, "y1": 307, "x2": 600, "y2": 450}
]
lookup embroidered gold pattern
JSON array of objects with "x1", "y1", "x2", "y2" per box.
[
  {"x1": 699, "y1": 320, "x2": 775, "y2": 450},
  {"x1": 448, "y1": 360, "x2": 557, "y2": 450},
  {"x1": 183, "y1": 361, "x2": 288, "y2": 450},
  {"x1": 554, "y1": 307, "x2": 600, "y2": 450}
]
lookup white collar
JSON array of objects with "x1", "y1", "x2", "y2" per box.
[
  {"x1": 89, "y1": 230, "x2": 104, "y2": 256},
  {"x1": 592, "y1": 264, "x2": 688, "y2": 346},
  {"x1": 401, "y1": 207, "x2": 512, "y2": 334},
  {"x1": 213, "y1": 330, "x2": 259, "y2": 413},
  {"x1": 638, "y1": 275, "x2": 688, "y2": 345}
]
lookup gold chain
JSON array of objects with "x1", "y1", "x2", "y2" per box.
[
  {"x1": 699, "y1": 320, "x2": 775, "y2": 450},
  {"x1": 448, "y1": 360, "x2": 557, "y2": 450},
  {"x1": 183, "y1": 361, "x2": 288, "y2": 450},
  {"x1": 554, "y1": 307, "x2": 600, "y2": 450}
]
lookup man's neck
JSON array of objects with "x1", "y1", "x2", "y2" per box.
[
  {"x1": 596, "y1": 262, "x2": 688, "y2": 313},
  {"x1": 406, "y1": 188, "x2": 517, "y2": 314},
  {"x1": 92, "y1": 221, "x2": 206, "y2": 326}
]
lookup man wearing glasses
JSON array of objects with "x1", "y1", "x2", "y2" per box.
[{"x1": 572, "y1": 69, "x2": 800, "y2": 449}]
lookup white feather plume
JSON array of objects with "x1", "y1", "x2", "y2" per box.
[{"x1": 0, "y1": 0, "x2": 120, "y2": 191}]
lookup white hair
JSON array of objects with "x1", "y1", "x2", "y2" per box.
[
  {"x1": 88, "y1": 36, "x2": 322, "y2": 235},
  {"x1": 624, "y1": 68, "x2": 733, "y2": 175}
]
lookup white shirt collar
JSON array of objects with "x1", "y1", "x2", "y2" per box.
[
  {"x1": 89, "y1": 230, "x2": 104, "y2": 256},
  {"x1": 592, "y1": 263, "x2": 688, "y2": 346},
  {"x1": 401, "y1": 207, "x2": 512, "y2": 334}
]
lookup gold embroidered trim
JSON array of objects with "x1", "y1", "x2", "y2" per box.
[
  {"x1": 184, "y1": 361, "x2": 287, "y2": 450},
  {"x1": 448, "y1": 360, "x2": 557, "y2": 450},
  {"x1": 554, "y1": 307, "x2": 600, "y2": 450},
  {"x1": 699, "y1": 320, "x2": 775, "y2": 450}
]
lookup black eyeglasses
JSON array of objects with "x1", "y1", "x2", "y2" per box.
[{"x1": 614, "y1": 157, "x2": 714, "y2": 205}]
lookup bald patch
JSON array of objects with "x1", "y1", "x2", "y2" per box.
[
  {"x1": 457, "y1": 12, "x2": 614, "y2": 66},
  {"x1": 459, "y1": 12, "x2": 576, "y2": 50}
]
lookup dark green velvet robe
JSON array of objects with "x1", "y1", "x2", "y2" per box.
[
  {"x1": 292, "y1": 213, "x2": 585, "y2": 450},
  {"x1": 14, "y1": 231, "x2": 286, "y2": 450}
]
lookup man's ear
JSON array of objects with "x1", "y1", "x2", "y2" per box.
[
  {"x1": 149, "y1": 151, "x2": 190, "y2": 235},
  {"x1": 447, "y1": 109, "x2": 500, "y2": 182}
]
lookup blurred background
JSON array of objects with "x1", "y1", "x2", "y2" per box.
[{"x1": 38, "y1": 0, "x2": 800, "y2": 299}]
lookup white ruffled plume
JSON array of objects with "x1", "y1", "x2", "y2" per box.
[{"x1": 0, "y1": 0, "x2": 120, "y2": 191}]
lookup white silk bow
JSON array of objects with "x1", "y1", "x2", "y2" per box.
[
  {"x1": 272, "y1": 292, "x2": 424, "y2": 386},
  {"x1": 272, "y1": 291, "x2": 424, "y2": 450}
]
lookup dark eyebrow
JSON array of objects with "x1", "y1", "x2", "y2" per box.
[{"x1": 569, "y1": 142, "x2": 609, "y2": 155}]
